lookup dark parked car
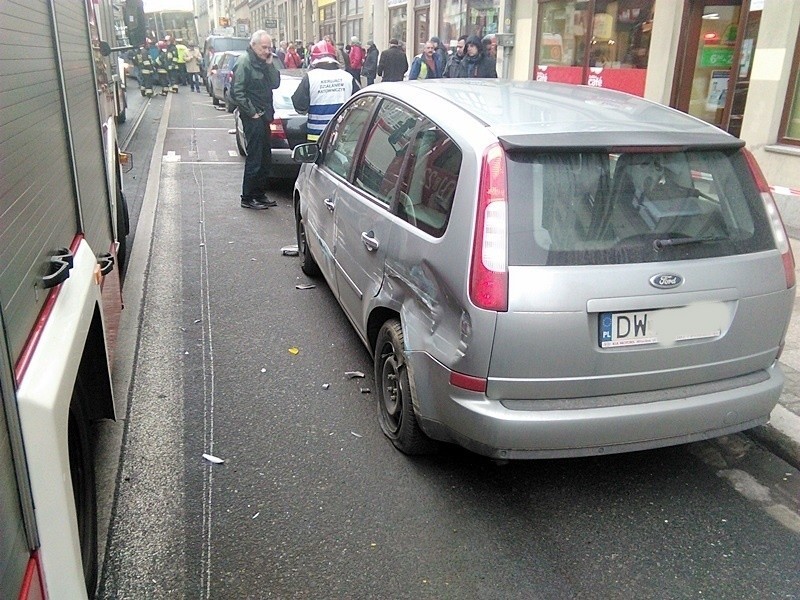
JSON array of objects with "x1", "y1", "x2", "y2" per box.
[
  {"x1": 202, "y1": 35, "x2": 249, "y2": 82},
  {"x1": 209, "y1": 51, "x2": 243, "y2": 112},
  {"x1": 292, "y1": 79, "x2": 795, "y2": 460},
  {"x1": 234, "y1": 75, "x2": 307, "y2": 179}
]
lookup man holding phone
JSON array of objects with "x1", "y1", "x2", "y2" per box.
[{"x1": 231, "y1": 30, "x2": 281, "y2": 209}]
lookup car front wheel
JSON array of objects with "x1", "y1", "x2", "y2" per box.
[
  {"x1": 295, "y1": 203, "x2": 320, "y2": 276},
  {"x1": 374, "y1": 319, "x2": 437, "y2": 455}
]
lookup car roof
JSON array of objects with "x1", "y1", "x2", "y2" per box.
[{"x1": 365, "y1": 80, "x2": 743, "y2": 151}]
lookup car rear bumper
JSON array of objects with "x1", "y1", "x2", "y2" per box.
[{"x1": 408, "y1": 351, "x2": 783, "y2": 460}]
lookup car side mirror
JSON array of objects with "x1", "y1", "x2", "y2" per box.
[{"x1": 292, "y1": 143, "x2": 319, "y2": 164}]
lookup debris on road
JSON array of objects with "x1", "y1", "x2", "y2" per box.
[
  {"x1": 322, "y1": 383, "x2": 330, "y2": 389},
  {"x1": 345, "y1": 371, "x2": 365, "y2": 378},
  {"x1": 351, "y1": 431, "x2": 363, "y2": 438},
  {"x1": 202, "y1": 453, "x2": 225, "y2": 464},
  {"x1": 295, "y1": 283, "x2": 316, "y2": 289},
  {"x1": 360, "y1": 387, "x2": 371, "y2": 394},
  {"x1": 289, "y1": 347, "x2": 300, "y2": 355},
  {"x1": 281, "y1": 245, "x2": 299, "y2": 256}
]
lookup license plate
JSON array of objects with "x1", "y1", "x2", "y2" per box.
[{"x1": 599, "y1": 303, "x2": 726, "y2": 348}]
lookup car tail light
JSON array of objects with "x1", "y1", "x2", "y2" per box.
[
  {"x1": 469, "y1": 143, "x2": 508, "y2": 311},
  {"x1": 19, "y1": 552, "x2": 46, "y2": 600},
  {"x1": 743, "y1": 149, "x2": 795, "y2": 289},
  {"x1": 269, "y1": 119, "x2": 287, "y2": 140}
]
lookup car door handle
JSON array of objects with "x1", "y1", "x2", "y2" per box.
[
  {"x1": 324, "y1": 197, "x2": 335, "y2": 212},
  {"x1": 361, "y1": 231, "x2": 379, "y2": 252}
]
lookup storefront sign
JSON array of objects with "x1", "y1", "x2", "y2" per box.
[{"x1": 700, "y1": 45, "x2": 734, "y2": 68}]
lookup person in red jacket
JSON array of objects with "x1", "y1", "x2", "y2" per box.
[
  {"x1": 284, "y1": 43, "x2": 303, "y2": 68},
  {"x1": 346, "y1": 37, "x2": 365, "y2": 83}
]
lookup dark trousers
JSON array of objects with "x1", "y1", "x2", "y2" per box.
[{"x1": 241, "y1": 114, "x2": 272, "y2": 201}]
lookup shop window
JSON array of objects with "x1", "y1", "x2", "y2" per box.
[
  {"x1": 439, "y1": 0, "x2": 501, "y2": 47},
  {"x1": 779, "y1": 25, "x2": 800, "y2": 145},
  {"x1": 535, "y1": 0, "x2": 654, "y2": 96}
]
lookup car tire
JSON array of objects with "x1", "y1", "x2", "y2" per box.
[
  {"x1": 211, "y1": 84, "x2": 220, "y2": 105},
  {"x1": 116, "y1": 186, "x2": 130, "y2": 273},
  {"x1": 68, "y1": 388, "x2": 98, "y2": 596},
  {"x1": 374, "y1": 319, "x2": 438, "y2": 455},
  {"x1": 295, "y1": 204, "x2": 321, "y2": 277}
]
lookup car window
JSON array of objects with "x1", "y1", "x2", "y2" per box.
[
  {"x1": 397, "y1": 122, "x2": 461, "y2": 237},
  {"x1": 354, "y1": 100, "x2": 421, "y2": 207},
  {"x1": 321, "y1": 95, "x2": 376, "y2": 180},
  {"x1": 506, "y1": 149, "x2": 774, "y2": 266}
]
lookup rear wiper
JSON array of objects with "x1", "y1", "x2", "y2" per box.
[{"x1": 653, "y1": 236, "x2": 725, "y2": 250}]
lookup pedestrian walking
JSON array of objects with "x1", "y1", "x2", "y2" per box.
[
  {"x1": 292, "y1": 40, "x2": 359, "y2": 142},
  {"x1": 229, "y1": 30, "x2": 281, "y2": 210},
  {"x1": 408, "y1": 40, "x2": 442, "y2": 80},
  {"x1": 362, "y1": 41, "x2": 379, "y2": 85},
  {"x1": 443, "y1": 35, "x2": 467, "y2": 78},
  {"x1": 185, "y1": 42, "x2": 202, "y2": 92},
  {"x1": 376, "y1": 38, "x2": 408, "y2": 82},
  {"x1": 454, "y1": 35, "x2": 497, "y2": 78},
  {"x1": 347, "y1": 37, "x2": 366, "y2": 82}
]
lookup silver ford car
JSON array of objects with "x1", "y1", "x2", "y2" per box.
[{"x1": 291, "y1": 80, "x2": 795, "y2": 460}]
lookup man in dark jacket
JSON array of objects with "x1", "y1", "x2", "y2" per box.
[
  {"x1": 376, "y1": 38, "x2": 408, "y2": 82},
  {"x1": 443, "y1": 35, "x2": 467, "y2": 78},
  {"x1": 230, "y1": 30, "x2": 281, "y2": 209},
  {"x1": 454, "y1": 35, "x2": 497, "y2": 79}
]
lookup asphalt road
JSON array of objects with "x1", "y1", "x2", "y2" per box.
[{"x1": 97, "y1": 83, "x2": 800, "y2": 599}]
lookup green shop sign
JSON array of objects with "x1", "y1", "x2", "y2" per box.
[{"x1": 701, "y1": 45, "x2": 734, "y2": 68}]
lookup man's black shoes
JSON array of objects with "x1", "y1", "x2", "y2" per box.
[
  {"x1": 255, "y1": 195, "x2": 278, "y2": 207},
  {"x1": 241, "y1": 198, "x2": 270, "y2": 210}
]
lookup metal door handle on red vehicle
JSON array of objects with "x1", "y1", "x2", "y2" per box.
[{"x1": 361, "y1": 231, "x2": 379, "y2": 251}]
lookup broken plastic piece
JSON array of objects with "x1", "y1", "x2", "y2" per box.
[
  {"x1": 322, "y1": 383, "x2": 330, "y2": 389},
  {"x1": 295, "y1": 283, "x2": 316, "y2": 289},
  {"x1": 288, "y1": 347, "x2": 299, "y2": 355},
  {"x1": 345, "y1": 371, "x2": 365, "y2": 378},
  {"x1": 202, "y1": 453, "x2": 224, "y2": 464},
  {"x1": 351, "y1": 431, "x2": 363, "y2": 438},
  {"x1": 281, "y1": 245, "x2": 299, "y2": 256},
  {"x1": 360, "y1": 387, "x2": 371, "y2": 394}
]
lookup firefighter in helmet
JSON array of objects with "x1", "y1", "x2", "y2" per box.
[{"x1": 134, "y1": 39, "x2": 155, "y2": 97}]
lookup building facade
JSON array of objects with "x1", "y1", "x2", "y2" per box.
[{"x1": 194, "y1": 0, "x2": 800, "y2": 218}]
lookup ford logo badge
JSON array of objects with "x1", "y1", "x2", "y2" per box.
[{"x1": 650, "y1": 273, "x2": 683, "y2": 289}]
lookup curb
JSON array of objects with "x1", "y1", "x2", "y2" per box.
[{"x1": 747, "y1": 406, "x2": 800, "y2": 470}]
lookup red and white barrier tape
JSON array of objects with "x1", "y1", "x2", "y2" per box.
[{"x1": 771, "y1": 185, "x2": 800, "y2": 197}]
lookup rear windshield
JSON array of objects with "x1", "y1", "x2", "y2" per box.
[
  {"x1": 211, "y1": 38, "x2": 249, "y2": 53},
  {"x1": 506, "y1": 149, "x2": 775, "y2": 266}
]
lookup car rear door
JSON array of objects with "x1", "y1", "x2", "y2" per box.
[{"x1": 333, "y1": 99, "x2": 421, "y2": 329}]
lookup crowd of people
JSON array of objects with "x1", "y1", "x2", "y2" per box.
[
  {"x1": 127, "y1": 29, "x2": 499, "y2": 211},
  {"x1": 272, "y1": 32, "x2": 498, "y2": 83},
  {"x1": 129, "y1": 36, "x2": 203, "y2": 97}
]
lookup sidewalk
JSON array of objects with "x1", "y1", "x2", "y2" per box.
[{"x1": 749, "y1": 188, "x2": 800, "y2": 466}]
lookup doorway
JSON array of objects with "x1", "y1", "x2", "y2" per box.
[
  {"x1": 414, "y1": 8, "x2": 429, "y2": 54},
  {"x1": 672, "y1": 0, "x2": 760, "y2": 137}
]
